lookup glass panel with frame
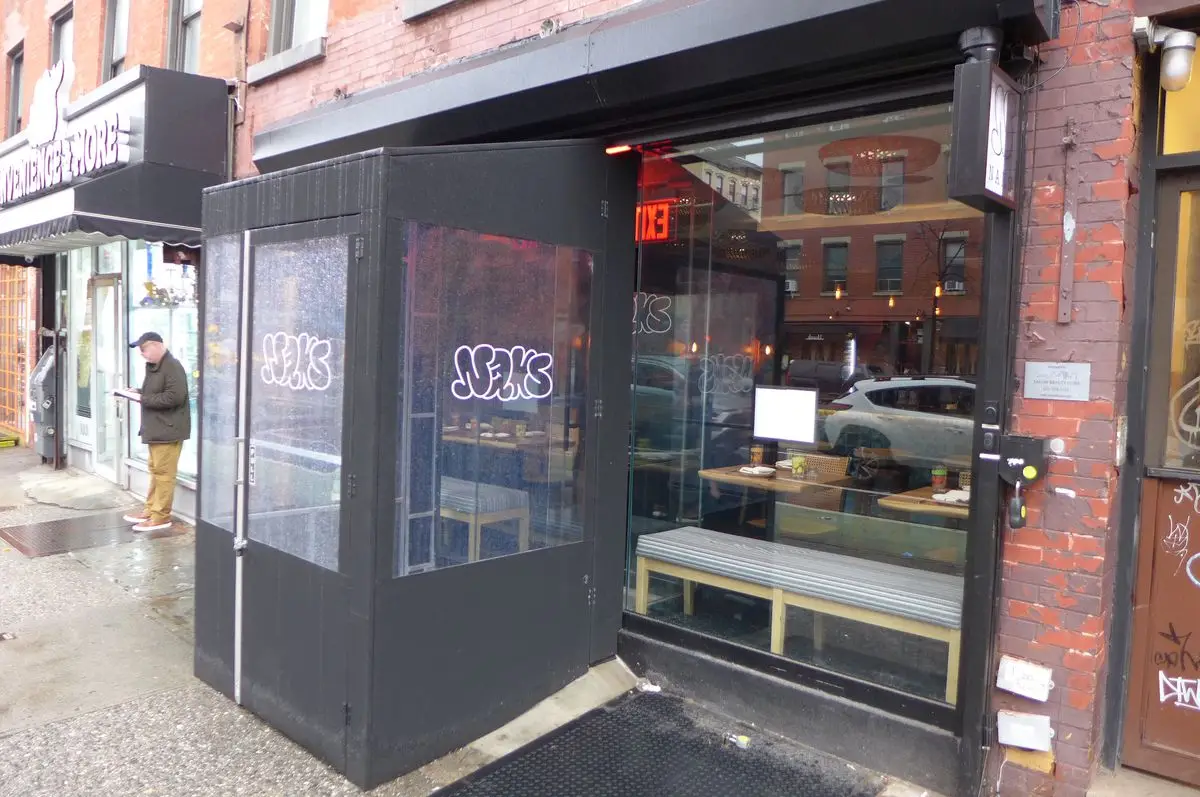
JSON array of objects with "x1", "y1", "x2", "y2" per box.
[
  {"x1": 92, "y1": 278, "x2": 122, "y2": 479},
  {"x1": 393, "y1": 223, "x2": 591, "y2": 577},
  {"x1": 198, "y1": 234, "x2": 239, "y2": 532},
  {"x1": 628, "y1": 103, "x2": 984, "y2": 704},
  {"x1": 246, "y1": 235, "x2": 348, "y2": 572},
  {"x1": 1159, "y1": 188, "x2": 1200, "y2": 470},
  {"x1": 127, "y1": 240, "x2": 200, "y2": 479},
  {"x1": 67, "y1": 247, "x2": 94, "y2": 443}
]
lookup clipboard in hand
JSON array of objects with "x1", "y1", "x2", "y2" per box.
[{"x1": 114, "y1": 387, "x2": 142, "y2": 403}]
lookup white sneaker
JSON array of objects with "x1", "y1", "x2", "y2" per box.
[
  {"x1": 123, "y1": 513, "x2": 151, "y2": 524},
  {"x1": 132, "y1": 520, "x2": 173, "y2": 532}
]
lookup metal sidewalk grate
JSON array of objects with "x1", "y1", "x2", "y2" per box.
[
  {"x1": 437, "y1": 692, "x2": 885, "y2": 797},
  {"x1": 0, "y1": 510, "x2": 186, "y2": 557}
]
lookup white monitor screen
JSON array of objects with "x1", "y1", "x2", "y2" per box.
[{"x1": 752, "y1": 386, "x2": 817, "y2": 444}]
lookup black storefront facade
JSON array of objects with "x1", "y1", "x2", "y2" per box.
[
  {"x1": 0, "y1": 66, "x2": 229, "y2": 508},
  {"x1": 194, "y1": 2, "x2": 1058, "y2": 794}
]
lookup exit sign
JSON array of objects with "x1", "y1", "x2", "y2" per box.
[{"x1": 636, "y1": 200, "x2": 675, "y2": 243}]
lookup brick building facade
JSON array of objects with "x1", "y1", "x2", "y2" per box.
[{"x1": 193, "y1": 0, "x2": 1200, "y2": 795}]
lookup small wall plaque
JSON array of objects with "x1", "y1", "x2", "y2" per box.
[{"x1": 1023, "y1": 362, "x2": 1091, "y2": 402}]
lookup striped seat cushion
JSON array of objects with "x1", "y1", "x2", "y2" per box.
[
  {"x1": 637, "y1": 527, "x2": 963, "y2": 630},
  {"x1": 440, "y1": 477, "x2": 530, "y2": 515}
]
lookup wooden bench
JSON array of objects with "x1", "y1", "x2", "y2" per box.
[
  {"x1": 634, "y1": 527, "x2": 964, "y2": 704},
  {"x1": 440, "y1": 477, "x2": 530, "y2": 561}
]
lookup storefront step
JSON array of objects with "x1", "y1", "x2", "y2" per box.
[{"x1": 618, "y1": 628, "x2": 959, "y2": 796}]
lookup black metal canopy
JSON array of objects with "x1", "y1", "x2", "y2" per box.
[{"x1": 254, "y1": 0, "x2": 1057, "y2": 172}]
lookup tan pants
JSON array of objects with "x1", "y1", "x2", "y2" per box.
[{"x1": 145, "y1": 441, "x2": 183, "y2": 524}]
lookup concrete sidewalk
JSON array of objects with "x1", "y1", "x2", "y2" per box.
[
  {"x1": 0, "y1": 450, "x2": 635, "y2": 796},
  {"x1": 0, "y1": 449, "x2": 1036, "y2": 797}
]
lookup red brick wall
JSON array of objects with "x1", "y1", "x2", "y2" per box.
[
  {"x1": 996, "y1": 1, "x2": 1139, "y2": 794},
  {"x1": 235, "y1": 0, "x2": 644, "y2": 178},
  {"x1": 0, "y1": 0, "x2": 237, "y2": 136}
]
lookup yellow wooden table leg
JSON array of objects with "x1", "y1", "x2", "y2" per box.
[
  {"x1": 683, "y1": 579, "x2": 695, "y2": 615},
  {"x1": 469, "y1": 517, "x2": 481, "y2": 562},
  {"x1": 517, "y1": 510, "x2": 530, "y2": 551},
  {"x1": 945, "y1": 632, "x2": 962, "y2": 705},
  {"x1": 770, "y1": 587, "x2": 786, "y2": 655},
  {"x1": 635, "y1": 557, "x2": 651, "y2": 614}
]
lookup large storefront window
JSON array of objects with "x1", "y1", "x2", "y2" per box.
[
  {"x1": 628, "y1": 105, "x2": 982, "y2": 704},
  {"x1": 126, "y1": 241, "x2": 200, "y2": 479}
]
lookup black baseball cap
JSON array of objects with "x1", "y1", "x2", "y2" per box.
[{"x1": 130, "y1": 331, "x2": 164, "y2": 348}]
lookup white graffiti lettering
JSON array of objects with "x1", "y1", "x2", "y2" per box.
[
  {"x1": 1174, "y1": 482, "x2": 1200, "y2": 514},
  {"x1": 1160, "y1": 670, "x2": 1200, "y2": 711},
  {"x1": 260, "y1": 332, "x2": 334, "y2": 392},
  {"x1": 1189, "y1": 552, "x2": 1200, "y2": 590},
  {"x1": 1170, "y1": 376, "x2": 1200, "y2": 453},
  {"x1": 633, "y1": 292, "x2": 672, "y2": 335},
  {"x1": 699, "y1": 354, "x2": 754, "y2": 395},
  {"x1": 1166, "y1": 514, "x2": 1192, "y2": 575},
  {"x1": 450, "y1": 344, "x2": 554, "y2": 402}
]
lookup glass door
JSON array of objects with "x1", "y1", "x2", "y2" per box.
[
  {"x1": 237, "y1": 219, "x2": 356, "y2": 769},
  {"x1": 91, "y1": 275, "x2": 123, "y2": 483},
  {"x1": 1124, "y1": 172, "x2": 1200, "y2": 785}
]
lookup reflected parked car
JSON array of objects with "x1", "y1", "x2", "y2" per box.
[
  {"x1": 822, "y1": 376, "x2": 975, "y2": 470},
  {"x1": 786, "y1": 359, "x2": 891, "y2": 404}
]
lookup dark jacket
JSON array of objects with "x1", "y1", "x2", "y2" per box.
[{"x1": 139, "y1": 350, "x2": 191, "y2": 443}]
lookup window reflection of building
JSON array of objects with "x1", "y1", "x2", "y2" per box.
[{"x1": 630, "y1": 104, "x2": 981, "y2": 705}]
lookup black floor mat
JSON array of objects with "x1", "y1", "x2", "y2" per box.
[{"x1": 437, "y1": 692, "x2": 885, "y2": 797}]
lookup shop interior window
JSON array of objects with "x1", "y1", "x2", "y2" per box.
[
  {"x1": 627, "y1": 104, "x2": 984, "y2": 704},
  {"x1": 127, "y1": 241, "x2": 201, "y2": 479},
  {"x1": 67, "y1": 248, "x2": 93, "y2": 442},
  {"x1": 393, "y1": 223, "x2": 591, "y2": 577}
]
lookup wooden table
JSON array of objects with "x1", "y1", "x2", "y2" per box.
[
  {"x1": 442, "y1": 430, "x2": 560, "y2": 452},
  {"x1": 877, "y1": 486, "x2": 971, "y2": 520},
  {"x1": 697, "y1": 465, "x2": 851, "y2": 495}
]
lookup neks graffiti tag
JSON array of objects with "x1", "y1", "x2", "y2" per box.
[{"x1": 451, "y1": 344, "x2": 554, "y2": 402}]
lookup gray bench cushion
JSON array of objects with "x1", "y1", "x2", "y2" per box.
[
  {"x1": 440, "y1": 477, "x2": 529, "y2": 515},
  {"x1": 636, "y1": 527, "x2": 963, "y2": 630}
]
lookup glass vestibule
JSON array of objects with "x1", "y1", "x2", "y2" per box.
[
  {"x1": 394, "y1": 223, "x2": 591, "y2": 576},
  {"x1": 627, "y1": 104, "x2": 983, "y2": 705}
]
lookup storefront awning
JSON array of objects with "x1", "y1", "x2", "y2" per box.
[
  {"x1": 253, "y1": 0, "x2": 1057, "y2": 172},
  {"x1": 0, "y1": 162, "x2": 220, "y2": 259}
]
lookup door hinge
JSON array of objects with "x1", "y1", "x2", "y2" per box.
[
  {"x1": 347, "y1": 473, "x2": 357, "y2": 498},
  {"x1": 343, "y1": 702, "x2": 351, "y2": 726},
  {"x1": 593, "y1": 398, "x2": 603, "y2": 419},
  {"x1": 600, "y1": 200, "x2": 609, "y2": 218},
  {"x1": 354, "y1": 236, "x2": 365, "y2": 260}
]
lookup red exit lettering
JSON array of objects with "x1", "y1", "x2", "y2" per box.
[{"x1": 636, "y1": 200, "x2": 674, "y2": 243}]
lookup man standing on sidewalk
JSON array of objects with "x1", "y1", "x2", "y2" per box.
[{"x1": 123, "y1": 332, "x2": 191, "y2": 532}]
